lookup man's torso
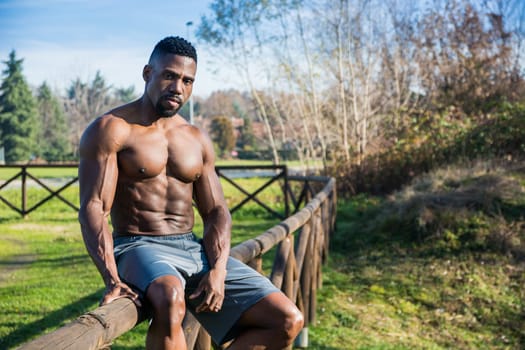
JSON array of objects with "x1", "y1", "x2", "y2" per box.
[{"x1": 109, "y1": 107, "x2": 204, "y2": 237}]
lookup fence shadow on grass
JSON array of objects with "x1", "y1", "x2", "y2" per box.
[
  {"x1": 0, "y1": 289, "x2": 102, "y2": 349},
  {"x1": 0, "y1": 252, "x2": 101, "y2": 349}
]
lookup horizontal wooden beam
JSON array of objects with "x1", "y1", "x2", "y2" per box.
[{"x1": 18, "y1": 298, "x2": 144, "y2": 350}]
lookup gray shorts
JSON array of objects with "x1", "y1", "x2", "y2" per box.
[{"x1": 113, "y1": 233, "x2": 280, "y2": 345}]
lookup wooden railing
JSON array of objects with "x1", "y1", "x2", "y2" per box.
[
  {"x1": 0, "y1": 164, "x2": 79, "y2": 217},
  {"x1": 0, "y1": 164, "x2": 292, "y2": 219},
  {"x1": 217, "y1": 165, "x2": 290, "y2": 219},
  {"x1": 15, "y1": 172, "x2": 336, "y2": 350}
]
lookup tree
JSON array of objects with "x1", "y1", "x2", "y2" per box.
[
  {"x1": 65, "y1": 71, "x2": 115, "y2": 156},
  {"x1": 200, "y1": 89, "x2": 251, "y2": 119},
  {"x1": 197, "y1": 0, "x2": 525, "y2": 175},
  {"x1": 414, "y1": 0, "x2": 518, "y2": 115},
  {"x1": 36, "y1": 82, "x2": 71, "y2": 161},
  {"x1": 197, "y1": 0, "x2": 282, "y2": 164},
  {"x1": 114, "y1": 86, "x2": 137, "y2": 104},
  {"x1": 0, "y1": 50, "x2": 38, "y2": 162},
  {"x1": 209, "y1": 115, "x2": 236, "y2": 158},
  {"x1": 237, "y1": 115, "x2": 256, "y2": 150}
]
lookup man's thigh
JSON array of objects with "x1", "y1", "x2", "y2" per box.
[
  {"x1": 185, "y1": 257, "x2": 280, "y2": 344},
  {"x1": 234, "y1": 291, "x2": 297, "y2": 329}
]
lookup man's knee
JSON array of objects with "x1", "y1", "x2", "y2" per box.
[
  {"x1": 263, "y1": 294, "x2": 305, "y2": 344},
  {"x1": 146, "y1": 276, "x2": 186, "y2": 324},
  {"x1": 283, "y1": 305, "x2": 304, "y2": 343}
]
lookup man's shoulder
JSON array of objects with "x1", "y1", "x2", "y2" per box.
[
  {"x1": 80, "y1": 113, "x2": 132, "y2": 155},
  {"x1": 166, "y1": 116, "x2": 206, "y2": 137},
  {"x1": 82, "y1": 114, "x2": 130, "y2": 141},
  {"x1": 94, "y1": 100, "x2": 141, "y2": 129},
  {"x1": 97, "y1": 112, "x2": 131, "y2": 129}
]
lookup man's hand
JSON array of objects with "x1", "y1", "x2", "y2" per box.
[
  {"x1": 189, "y1": 268, "x2": 226, "y2": 313},
  {"x1": 101, "y1": 281, "x2": 142, "y2": 307}
]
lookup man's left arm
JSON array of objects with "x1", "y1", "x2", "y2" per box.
[{"x1": 190, "y1": 127, "x2": 232, "y2": 313}]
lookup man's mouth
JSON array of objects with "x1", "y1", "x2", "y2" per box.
[{"x1": 165, "y1": 95, "x2": 183, "y2": 105}]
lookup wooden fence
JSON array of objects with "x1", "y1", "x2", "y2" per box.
[
  {"x1": 13, "y1": 168, "x2": 336, "y2": 349},
  {"x1": 0, "y1": 164, "x2": 292, "y2": 219},
  {"x1": 0, "y1": 164, "x2": 80, "y2": 217}
]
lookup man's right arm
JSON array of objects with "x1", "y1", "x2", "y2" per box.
[{"x1": 78, "y1": 116, "x2": 139, "y2": 306}]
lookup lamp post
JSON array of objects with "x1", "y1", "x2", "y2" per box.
[{"x1": 186, "y1": 21, "x2": 194, "y2": 125}]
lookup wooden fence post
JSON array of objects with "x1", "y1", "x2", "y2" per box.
[
  {"x1": 21, "y1": 165, "x2": 27, "y2": 217},
  {"x1": 282, "y1": 235, "x2": 296, "y2": 300},
  {"x1": 309, "y1": 209, "x2": 320, "y2": 325},
  {"x1": 301, "y1": 216, "x2": 314, "y2": 325},
  {"x1": 247, "y1": 255, "x2": 263, "y2": 274},
  {"x1": 270, "y1": 237, "x2": 292, "y2": 289}
]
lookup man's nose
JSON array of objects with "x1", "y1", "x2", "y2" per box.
[{"x1": 169, "y1": 79, "x2": 183, "y2": 94}]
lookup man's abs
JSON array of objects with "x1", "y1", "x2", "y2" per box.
[
  {"x1": 111, "y1": 175, "x2": 196, "y2": 237},
  {"x1": 110, "y1": 119, "x2": 205, "y2": 237}
]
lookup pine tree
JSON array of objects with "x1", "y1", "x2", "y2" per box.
[
  {"x1": 0, "y1": 51, "x2": 38, "y2": 162},
  {"x1": 114, "y1": 86, "x2": 137, "y2": 104},
  {"x1": 36, "y1": 82, "x2": 71, "y2": 161},
  {"x1": 238, "y1": 116, "x2": 256, "y2": 151},
  {"x1": 210, "y1": 115, "x2": 236, "y2": 158}
]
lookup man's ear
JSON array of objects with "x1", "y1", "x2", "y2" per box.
[{"x1": 143, "y1": 65, "x2": 151, "y2": 82}]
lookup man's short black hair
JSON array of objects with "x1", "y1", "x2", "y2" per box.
[{"x1": 149, "y1": 36, "x2": 197, "y2": 64}]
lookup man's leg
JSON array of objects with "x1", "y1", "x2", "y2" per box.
[
  {"x1": 227, "y1": 291, "x2": 304, "y2": 350},
  {"x1": 145, "y1": 275, "x2": 187, "y2": 350}
]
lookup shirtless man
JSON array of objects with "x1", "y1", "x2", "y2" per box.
[{"x1": 78, "y1": 36, "x2": 303, "y2": 349}]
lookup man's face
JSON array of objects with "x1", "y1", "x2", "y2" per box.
[{"x1": 143, "y1": 54, "x2": 196, "y2": 117}]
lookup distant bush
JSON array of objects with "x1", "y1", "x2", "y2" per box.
[
  {"x1": 352, "y1": 161, "x2": 525, "y2": 260},
  {"x1": 332, "y1": 103, "x2": 525, "y2": 196}
]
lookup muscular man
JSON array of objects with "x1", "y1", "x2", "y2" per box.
[{"x1": 78, "y1": 36, "x2": 303, "y2": 349}]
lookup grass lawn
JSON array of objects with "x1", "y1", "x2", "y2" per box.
[
  {"x1": 311, "y1": 162, "x2": 525, "y2": 349},
  {"x1": 0, "y1": 175, "x2": 289, "y2": 349},
  {"x1": 1, "y1": 160, "x2": 524, "y2": 349}
]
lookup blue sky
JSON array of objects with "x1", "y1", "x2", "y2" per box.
[{"x1": 0, "y1": 0, "x2": 234, "y2": 97}]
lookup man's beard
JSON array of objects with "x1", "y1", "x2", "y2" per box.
[
  {"x1": 155, "y1": 95, "x2": 183, "y2": 117},
  {"x1": 155, "y1": 102, "x2": 179, "y2": 117}
]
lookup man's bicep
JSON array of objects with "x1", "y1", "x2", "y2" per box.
[
  {"x1": 193, "y1": 128, "x2": 227, "y2": 213},
  {"x1": 78, "y1": 160, "x2": 118, "y2": 231},
  {"x1": 79, "y1": 155, "x2": 118, "y2": 209},
  {"x1": 78, "y1": 117, "x2": 122, "y2": 213},
  {"x1": 193, "y1": 164, "x2": 228, "y2": 217}
]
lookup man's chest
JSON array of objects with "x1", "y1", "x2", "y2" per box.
[{"x1": 117, "y1": 127, "x2": 204, "y2": 183}]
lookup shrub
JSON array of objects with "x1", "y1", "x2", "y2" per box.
[{"x1": 331, "y1": 103, "x2": 525, "y2": 196}]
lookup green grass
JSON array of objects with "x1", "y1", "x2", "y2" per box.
[
  {"x1": 3, "y1": 161, "x2": 524, "y2": 349},
  {"x1": 0, "y1": 223, "x2": 101, "y2": 348},
  {"x1": 312, "y1": 161, "x2": 525, "y2": 349},
  {"x1": 0, "y1": 176, "x2": 285, "y2": 349}
]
